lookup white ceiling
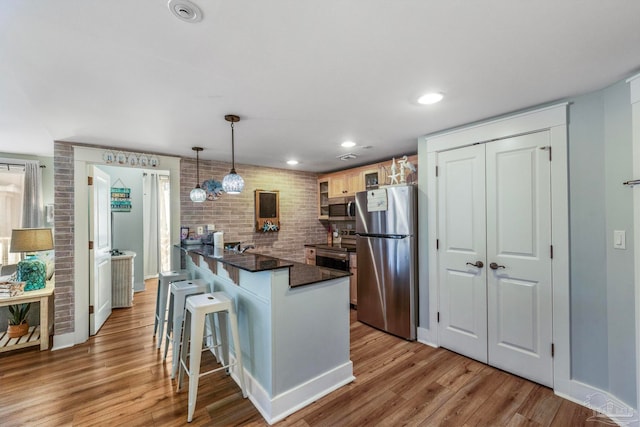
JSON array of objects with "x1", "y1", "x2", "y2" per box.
[{"x1": 1, "y1": 1, "x2": 640, "y2": 172}]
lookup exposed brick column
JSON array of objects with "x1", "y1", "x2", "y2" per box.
[{"x1": 53, "y1": 142, "x2": 74, "y2": 335}]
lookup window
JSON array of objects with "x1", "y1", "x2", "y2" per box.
[{"x1": 0, "y1": 165, "x2": 25, "y2": 266}]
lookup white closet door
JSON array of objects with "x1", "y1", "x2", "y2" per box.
[
  {"x1": 89, "y1": 166, "x2": 112, "y2": 335},
  {"x1": 486, "y1": 132, "x2": 553, "y2": 387},
  {"x1": 437, "y1": 144, "x2": 488, "y2": 363}
]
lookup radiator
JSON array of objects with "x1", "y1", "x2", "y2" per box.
[{"x1": 112, "y1": 252, "x2": 135, "y2": 308}]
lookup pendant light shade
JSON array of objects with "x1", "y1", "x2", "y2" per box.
[
  {"x1": 190, "y1": 147, "x2": 207, "y2": 202},
  {"x1": 222, "y1": 114, "x2": 244, "y2": 194}
]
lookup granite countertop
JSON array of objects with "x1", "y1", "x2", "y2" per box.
[
  {"x1": 288, "y1": 261, "x2": 351, "y2": 288},
  {"x1": 178, "y1": 244, "x2": 350, "y2": 287},
  {"x1": 304, "y1": 243, "x2": 357, "y2": 252},
  {"x1": 184, "y1": 245, "x2": 294, "y2": 272}
]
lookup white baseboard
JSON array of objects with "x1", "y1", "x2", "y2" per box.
[
  {"x1": 555, "y1": 380, "x2": 638, "y2": 426},
  {"x1": 417, "y1": 326, "x2": 437, "y2": 348},
  {"x1": 51, "y1": 332, "x2": 75, "y2": 351},
  {"x1": 229, "y1": 357, "x2": 354, "y2": 425}
]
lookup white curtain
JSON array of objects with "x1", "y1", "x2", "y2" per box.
[
  {"x1": 0, "y1": 162, "x2": 25, "y2": 265},
  {"x1": 22, "y1": 161, "x2": 43, "y2": 228},
  {"x1": 143, "y1": 173, "x2": 160, "y2": 278},
  {"x1": 158, "y1": 175, "x2": 171, "y2": 272}
]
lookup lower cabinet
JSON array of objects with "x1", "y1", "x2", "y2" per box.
[
  {"x1": 305, "y1": 247, "x2": 316, "y2": 265},
  {"x1": 349, "y1": 253, "x2": 357, "y2": 306}
]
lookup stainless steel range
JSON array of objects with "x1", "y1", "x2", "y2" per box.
[{"x1": 314, "y1": 233, "x2": 356, "y2": 272}]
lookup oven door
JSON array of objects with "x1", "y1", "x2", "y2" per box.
[{"x1": 315, "y1": 249, "x2": 350, "y2": 272}]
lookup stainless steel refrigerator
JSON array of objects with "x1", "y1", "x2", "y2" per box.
[{"x1": 355, "y1": 184, "x2": 417, "y2": 340}]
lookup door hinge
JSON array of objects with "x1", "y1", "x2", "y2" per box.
[
  {"x1": 540, "y1": 146, "x2": 552, "y2": 161},
  {"x1": 88, "y1": 176, "x2": 93, "y2": 186},
  {"x1": 551, "y1": 343, "x2": 555, "y2": 357},
  {"x1": 89, "y1": 241, "x2": 94, "y2": 250},
  {"x1": 435, "y1": 166, "x2": 438, "y2": 177},
  {"x1": 89, "y1": 305, "x2": 94, "y2": 314},
  {"x1": 550, "y1": 245, "x2": 554, "y2": 259},
  {"x1": 437, "y1": 311, "x2": 440, "y2": 323},
  {"x1": 436, "y1": 239, "x2": 439, "y2": 250}
]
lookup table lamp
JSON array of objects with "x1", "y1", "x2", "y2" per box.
[{"x1": 10, "y1": 228, "x2": 54, "y2": 291}]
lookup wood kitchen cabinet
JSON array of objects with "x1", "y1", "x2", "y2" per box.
[
  {"x1": 328, "y1": 170, "x2": 363, "y2": 198},
  {"x1": 318, "y1": 180, "x2": 329, "y2": 219},
  {"x1": 362, "y1": 168, "x2": 380, "y2": 190},
  {"x1": 318, "y1": 154, "x2": 418, "y2": 219},
  {"x1": 319, "y1": 154, "x2": 417, "y2": 198},
  {"x1": 328, "y1": 175, "x2": 346, "y2": 198},
  {"x1": 377, "y1": 154, "x2": 418, "y2": 186},
  {"x1": 305, "y1": 247, "x2": 316, "y2": 265},
  {"x1": 349, "y1": 252, "x2": 357, "y2": 306}
]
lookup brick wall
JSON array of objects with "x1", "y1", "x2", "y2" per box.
[
  {"x1": 53, "y1": 142, "x2": 74, "y2": 334},
  {"x1": 181, "y1": 158, "x2": 327, "y2": 263},
  {"x1": 51, "y1": 143, "x2": 326, "y2": 337}
]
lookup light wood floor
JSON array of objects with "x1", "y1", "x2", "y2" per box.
[{"x1": 0, "y1": 279, "x2": 612, "y2": 426}]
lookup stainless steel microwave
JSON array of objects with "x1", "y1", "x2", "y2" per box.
[{"x1": 328, "y1": 197, "x2": 355, "y2": 220}]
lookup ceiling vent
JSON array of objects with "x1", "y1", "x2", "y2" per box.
[
  {"x1": 168, "y1": 0, "x2": 203, "y2": 23},
  {"x1": 337, "y1": 153, "x2": 358, "y2": 161}
]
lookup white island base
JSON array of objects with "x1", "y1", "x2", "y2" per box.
[{"x1": 183, "y1": 249, "x2": 354, "y2": 424}]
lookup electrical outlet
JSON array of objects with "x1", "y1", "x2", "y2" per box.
[{"x1": 197, "y1": 226, "x2": 204, "y2": 235}]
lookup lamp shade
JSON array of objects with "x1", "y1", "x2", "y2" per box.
[
  {"x1": 223, "y1": 114, "x2": 244, "y2": 194},
  {"x1": 222, "y1": 171, "x2": 245, "y2": 194},
  {"x1": 190, "y1": 187, "x2": 207, "y2": 202},
  {"x1": 10, "y1": 228, "x2": 53, "y2": 291},
  {"x1": 10, "y1": 228, "x2": 54, "y2": 253},
  {"x1": 190, "y1": 146, "x2": 206, "y2": 203}
]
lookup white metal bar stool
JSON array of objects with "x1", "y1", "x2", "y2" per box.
[
  {"x1": 177, "y1": 292, "x2": 247, "y2": 423},
  {"x1": 153, "y1": 270, "x2": 190, "y2": 349},
  {"x1": 163, "y1": 279, "x2": 210, "y2": 378}
]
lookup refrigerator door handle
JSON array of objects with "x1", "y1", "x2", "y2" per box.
[{"x1": 355, "y1": 233, "x2": 408, "y2": 239}]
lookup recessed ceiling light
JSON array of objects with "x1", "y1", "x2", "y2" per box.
[
  {"x1": 168, "y1": 0, "x2": 203, "y2": 23},
  {"x1": 417, "y1": 92, "x2": 444, "y2": 105},
  {"x1": 341, "y1": 141, "x2": 356, "y2": 148},
  {"x1": 286, "y1": 160, "x2": 299, "y2": 165}
]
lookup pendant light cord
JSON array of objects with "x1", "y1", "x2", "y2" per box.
[
  {"x1": 196, "y1": 149, "x2": 201, "y2": 187},
  {"x1": 230, "y1": 122, "x2": 236, "y2": 173}
]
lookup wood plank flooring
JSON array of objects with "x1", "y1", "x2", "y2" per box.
[{"x1": 0, "y1": 279, "x2": 612, "y2": 426}]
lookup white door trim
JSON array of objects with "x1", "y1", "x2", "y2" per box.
[
  {"x1": 418, "y1": 102, "x2": 570, "y2": 394},
  {"x1": 71, "y1": 146, "x2": 182, "y2": 346},
  {"x1": 628, "y1": 73, "x2": 640, "y2": 421}
]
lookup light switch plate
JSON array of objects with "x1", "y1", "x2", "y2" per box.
[
  {"x1": 197, "y1": 226, "x2": 204, "y2": 235},
  {"x1": 614, "y1": 230, "x2": 626, "y2": 249}
]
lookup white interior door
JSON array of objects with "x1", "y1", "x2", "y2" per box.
[
  {"x1": 436, "y1": 132, "x2": 553, "y2": 387},
  {"x1": 89, "y1": 166, "x2": 112, "y2": 335},
  {"x1": 486, "y1": 132, "x2": 553, "y2": 387},
  {"x1": 437, "y1": 145, "x2": 488, "y2": 363}
]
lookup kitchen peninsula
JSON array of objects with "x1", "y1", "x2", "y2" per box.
[{"x1": 175, "y1": 245, "x2": 354, "y2": 424}]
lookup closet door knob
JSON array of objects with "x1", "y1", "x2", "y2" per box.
[
  {"x1": 489, "y1": 262, "x2": 505, "y2": 270},
  {"x1": 466, "y1": 261, "x2": 484, "y2": 268}
]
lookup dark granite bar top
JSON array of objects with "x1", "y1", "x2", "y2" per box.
[
  {"x1": 183, "y1": 244, "x2": 294, "y2": 272},
  {"x1": 178, "y1": 244, "x2": 350, "y2": 287},
  {"x1": 288, "y1": 261, "x2": 351, "y2": 288}
]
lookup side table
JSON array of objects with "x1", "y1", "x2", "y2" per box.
[{"x1": 0, "y1": 281, "x2": 54, "y2": 352}]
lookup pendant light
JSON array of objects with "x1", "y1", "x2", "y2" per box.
[
  {"x1": 190, "y1": 146, "x2": 207, "y2": 202},
  {"x1": 222, "y1": 114, "x2": 245, "y2": 194}
]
